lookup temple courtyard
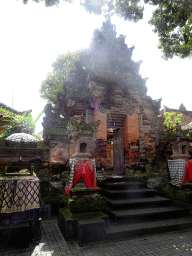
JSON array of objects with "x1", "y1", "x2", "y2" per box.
[
  {"x1": 1, "y1": 20, "x2": 192, "y2": 256},
  {"x1": 0, "y1": 218, "x2": 192, "y2": 256}
]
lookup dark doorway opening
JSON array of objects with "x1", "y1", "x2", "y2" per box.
[{"x1": 80, "y1": 142, "x2": 87, "y2": 153}]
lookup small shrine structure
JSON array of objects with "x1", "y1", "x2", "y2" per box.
[{"x1": 43, "y1": 20, "x2": 161, "y2": 175}]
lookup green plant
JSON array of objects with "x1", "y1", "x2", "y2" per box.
[
  {"x1": 163, "y1": 112, "x2": 183, "y2": 130},
  {"x1": 66, "y1": 195, "x2": 107, "y2": 213},
  {"x1": 40, "y1": 50, "x2": 83, "y2": 105},
  {"x1": 68, "y1": 118, "x2": 101, "y2": 133},
  {"x1": 158, "y1": 112, "x2": 192, "y2": 141},
  {"x1": 163, "y1": 186, "x2": 192, "y2": 203},
  {"x1": 76, "y1": 121, "x2": 97, "y2": 132},
  {"x1": 125, "y1": 169, "x2": 168, "y2": 179},
  {"x1": 162, "y1": 112, "x2": 183, "y2": 139},
  {"x1": 0, "y1": 108, "x2": 44, "y2": 140},
  {"x1": 181, "y1": 244, "x2": 192, "y2": 251}
]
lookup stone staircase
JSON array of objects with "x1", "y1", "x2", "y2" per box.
[{"x1": 100, "y1": 176, "x2": 192, "y2": 241}]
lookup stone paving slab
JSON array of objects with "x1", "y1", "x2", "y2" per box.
[{"x1": 1, "y1": 219, "x2": 192, "y2": 255}]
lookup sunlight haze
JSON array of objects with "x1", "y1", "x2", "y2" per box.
[{"x1": 0, "y1": 0, "x2": 191, "y2": 133}]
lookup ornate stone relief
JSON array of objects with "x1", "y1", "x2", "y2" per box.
[{"x1": 123, "y1": 98, "x2": 136, "y2": 115}]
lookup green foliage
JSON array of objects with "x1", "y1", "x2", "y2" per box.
[
  {"x1": 80, "y1": 0, "x2": 105, "y2": 15},
  {"x1": 181, "y1": 244, "x2": 192, "y2": 251},
  {"x1": 68, "y1": 115, "x2": 101, "y2": 133},
  {"x1": 66, "y1": 195, "x2": 107, "y2": 213},
  {"x1": 36, "y1": 141, "x2": 48, "y2": 148},
  {"x1": 163, "y1": 112, "x2": 183, "y2": 131},
  {"x1": 0, "y1": 108, "x2": 44, "y2": 141},
  {"x1": 22, "y1": 0, "x2": 61, "y2": 7},
  {"x1": 181, "y1": 183, "x2": 192, "y2": 190},
  {"x1": 107, "y1": 137, "x2": 113, "y2": 144},
  {"x1": 21, "y1": 0, "x2": 192, "y2": 59},
  {"x1": 80, "y1": 0, "x2": 144, "y2": 21},
  {"x1": 76, "y1": 120, "x2": 100, "y2": 132},
  {"x1": 161, "y1": 112, "x2": 192, "y2": 140},
  {"x1": 85, "y1": 0, "x2": 192, "y2": 59},
  {"x1": 39, "y1": 51, "x2": 80, "y2": 105},
  {"x1": 163, "y1": 186, "x2": 192, "y2": 203},
  {"x1": 179, "y1": 103, "x2": 187, "y2": 112},
  {"x1": 125, "y1": 169, "x2": 167, "y2": 179},
  {"x1": 115, "y1": 0, "x2": 144, "y2": 22},
  {"x1": 48, "y1": 127, "x2": 68, "y2": 135},
  {"x1": 41, "y1": 194, "x2": 64, "y2": 204},
  {"x1": 145, "y1": 0, "x2": 192, "y2": 59},
  {"x1": 60, "y1": 194, "x2": 68, "y2": 207}
]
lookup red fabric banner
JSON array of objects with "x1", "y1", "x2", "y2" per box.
[
  {"x1": 65, "y1": 160, "x2": 98, "y2": 196},
  {"x1": 180, "y1": 160, "x2": 192, "y2": 187}
]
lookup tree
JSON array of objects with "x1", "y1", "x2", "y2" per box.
[
  {"x1": 22, "y1": 0, "x2": 60, "y2": 7},
  {"x1": 179, "y1": 103, "x2": 187, "y2": 112},
  {"x1": 163, "y1": 112, "x2": 183, "y2": 132},
  {"x1": 0, "y1": 108, "x2": 44, "y2": 140},
  {"x1": 39, "y1": 51, "x2": 80, "y2": 105},
  {"x1": 145, "y1": 0, "x2": 192, "y2": 59},
  {"x1": 40, "y1": 20, "x2": 147, "y2": 105},
  {"x1": 21, "y1": 0, "x2": 192, "y2": 59},
  {"x1": 160, "y1": 111, "x2": 192, "y2": 140}
]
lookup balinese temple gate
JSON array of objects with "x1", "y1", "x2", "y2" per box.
[{"x1": 43, "y1": 20, "x2": 161, "y2": 176}]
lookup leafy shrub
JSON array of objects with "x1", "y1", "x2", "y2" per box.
[{"x1": 66, "y1": 195, "x2": 107, "y2": 213}]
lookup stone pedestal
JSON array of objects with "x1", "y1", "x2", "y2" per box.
[
  {"x1": 58, "y1": 208, "x2": 108, "y2": 245},
  {"x1": 170, "y1": 154, "x2": 190, "y2": 160}
]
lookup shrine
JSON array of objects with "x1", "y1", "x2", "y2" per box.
[{"x1": 43, "y1": 20, "x2": 161, "y2": 176}]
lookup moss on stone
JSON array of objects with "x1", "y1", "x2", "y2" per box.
[
  {"x1": 76, "y1": 120, "x2": 100, "y2": 132},
  {"x1": 163, "y1": 186, "x2": 192, "y2": 203},
  {"x1": 61, "y1": 207, "x2": 107, "y2": 219},
  {"x1": 181, "y1": 183, "x2": 192, "y2": 190},
  {"x1": 39, "y1": 177, "x2": 50, "y2": 182},
  {"x1": 70, "y1": 188, "x2": 101, "y2": 193},
  {"x1": 172, "y1": 199, "x2": 192, "y2": 211},
  {"x1": 60, "y1": 194, "x2": 68, "y2": 207},
  {"x1": 62, "y1": 195, "x2": 107, "y2": 213},
  {"x1": 41, "y1": 194, "x2": 64, "y2": 204},
  {"x1": 48, "y1": 127, "x2": 68, "y2": 135}
]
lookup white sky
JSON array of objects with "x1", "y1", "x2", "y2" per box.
[{"x1": 0, "y1": 0, "x2": 192, "y2": 134}]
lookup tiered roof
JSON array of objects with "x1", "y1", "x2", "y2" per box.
[{"x1": 0, "y1": 102, "x2": 32, "y2": 118}]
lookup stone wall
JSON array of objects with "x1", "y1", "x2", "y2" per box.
[
  {"x1": 138, "y1": 98, "x2": 161, "y2": 161},
  {"x1": 49, "y1": 141, "x2": 70, "y2": 164},
  {"x1": 0, "y1": 148, "x2": 50, "y2": 174}
]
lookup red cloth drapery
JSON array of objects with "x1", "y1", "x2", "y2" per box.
[
  {"x1": 180, "y1": 160, "x2": 192, "y2": 187},
  {"x1": 65, "y1": 160, "x2": 98, "y2": 196}
]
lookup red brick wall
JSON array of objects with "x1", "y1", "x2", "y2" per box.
[
  {"x1": 123, "y1": 111, "x2": 140, "y2": 167},
  {"x1": 94, "y1": 101, "x2": 107, "y2": 141},
  {"x1": 93, "y1": 101, "x2": 108, "y2": 167},
  {"x1": 50, "y1": 141, "x2": 70, "y2": 164}
]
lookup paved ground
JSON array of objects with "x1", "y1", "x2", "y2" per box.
[{"x1": 1, "y1": 219, "x2": 192, "y2": 256}]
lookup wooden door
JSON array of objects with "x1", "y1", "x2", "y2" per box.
[{"x1": 113, "y1": 128, "x2": 124, "y2": 174}]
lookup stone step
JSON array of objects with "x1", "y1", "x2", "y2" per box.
[
  {"x1": 104, "y1": 205, "x2": 189, "y2": 223},
  {"x1": 101, "y1": 188, "x2": 155, "y2": 199},
  {"x1": 106, "y1": 196, "x2": 172, "y2": 209},
  {"x1": 103, "y1": 176, "x2": 139, "y2": 183},
  {"x1": 102, "y1": 181, "x2": 146, "y2": 190},
  {"x1": 105, "y1": 216, "x2": 192, "y2": 241}
]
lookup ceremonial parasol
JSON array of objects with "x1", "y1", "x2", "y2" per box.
[{"x1": 5, "y1": 133, "x2": 38, "y2": 160}]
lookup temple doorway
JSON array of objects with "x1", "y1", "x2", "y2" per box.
[
  {"x1": 107, "y1": 111, "x2": 126, "y2": 174},
  {"x1": 113, "y1": 128, "x2": 124, "y2": 174}
]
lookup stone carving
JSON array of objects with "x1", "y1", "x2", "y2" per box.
[
  {"x1": 44, "y1": 103, "x2": 61, "y2": 119},
  {"x1": 42, "y1": 20, "x2": 161, "y2": 168},
  {"x1": 124, "y1": 98, "x2": 136, "y2": 115}
]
